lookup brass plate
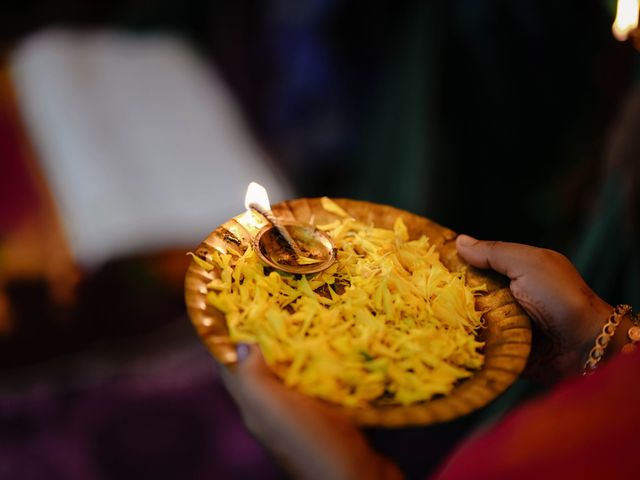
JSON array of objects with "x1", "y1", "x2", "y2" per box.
[{"x1": 185, "y1": 198, "x2": 531, "y2": 427}]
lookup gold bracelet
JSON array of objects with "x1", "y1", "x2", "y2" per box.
[
  {"x1": 582, "y1": 304, "x2": 632, "y2": 376},
  {"x1": 621, "y1": 312, "x2": 640, "y2": 354}
]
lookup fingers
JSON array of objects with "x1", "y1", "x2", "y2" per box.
[
  {"x1": 219, "y1": 343, "x2": 276, "y2": 399},
  {"x1": 456, "y1": 234, "x2": 548, "y2": 280},
  {"x1": 232, "y1": 343, "x2": 272, "y2": 377}
]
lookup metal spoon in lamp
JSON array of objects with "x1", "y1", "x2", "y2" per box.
[{"x1": 244, "y1": 182, "x2": 336, "y2": 274}]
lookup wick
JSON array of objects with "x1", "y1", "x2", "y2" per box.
[{"x1": 249, "y1": 204, "x2": 304, "y2": 257}]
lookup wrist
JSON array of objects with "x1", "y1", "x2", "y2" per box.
[
  {"x1": 330, "y1": 448, "x2": 403, "y2": 480},
  {"x1": 370, "y1": 454, "x2": 405, "y2": 480},
  {"x1": 608, "y1": 311, "x2": 636, "y2": 357},
  {"x1": 573, "y1": 301, "x2": 613, "y2": 375},
  {"x1": 581, "y1": 304, "x2": 636, "y2": 375}
]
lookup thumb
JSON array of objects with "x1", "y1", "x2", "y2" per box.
[
  {"x1": 219, "y1": 343, "x2": 277, "y2": 395},
  {"x1": 455, "y1": 234, "x2": 541, "y2": 280},
  {"x1": 232, "y1": 343, "x2": 273, "y2": 378}
]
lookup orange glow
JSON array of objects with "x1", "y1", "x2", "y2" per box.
[
  {"x1": 613, "y1": 0, "x2": 639, "y2": 41},
  {"x1": 244, "y1": 181, "x2": 271, "y2": 212}
]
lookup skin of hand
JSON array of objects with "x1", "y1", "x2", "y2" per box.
[
  {"x1": 220, "y1": 344, "x2": 403, "y2": 480},
  {"x1": 455, "y1": 235, "x2": 614, "y2": 381}
]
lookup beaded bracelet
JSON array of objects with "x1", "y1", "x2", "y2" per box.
[{"x1": 582, "y1": 304, "x2": 632, "y2": 376}]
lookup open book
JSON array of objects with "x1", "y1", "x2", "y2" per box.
[{"x1": 10, "y1": 29, "x2": 291, "y2": 268}]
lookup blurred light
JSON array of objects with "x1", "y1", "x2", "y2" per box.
[{"x1": 613, "y1": 0, "x2": 639, "y2": 41}]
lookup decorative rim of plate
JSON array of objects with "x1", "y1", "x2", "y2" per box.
[{"x1": 184, "y1": 198, "x2": 531, "y2": 427}]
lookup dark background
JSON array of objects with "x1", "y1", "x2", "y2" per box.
[
  {"x1": 2, "y1": 0, "x2": 636, "y2": 247},
  {"x1": 1, "y1": 1, "x2": 639, "y2": 479}
]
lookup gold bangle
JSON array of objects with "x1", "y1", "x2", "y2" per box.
[{"x1": 582, "y1": 304, "x2": 632, "y2": 376}]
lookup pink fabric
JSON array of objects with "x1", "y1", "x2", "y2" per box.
[{"x1": 434, "y1": 348, "x2": 640, "y2": 480}]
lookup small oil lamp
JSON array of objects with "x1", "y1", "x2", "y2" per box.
[{"x1": 244, "y1": 182, "x2": 336, "y2": 274}]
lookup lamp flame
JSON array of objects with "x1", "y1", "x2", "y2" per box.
[
  {"x1": 613, "y1": 0, "x2": 639, "y2": 41},
  {"x1": 245, "y1": 182, "x2": 271, "y2": 212}
]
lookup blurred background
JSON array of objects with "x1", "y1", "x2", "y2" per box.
[{"x1": 1, "y1": 1, "x2": 639, "y2": 479}]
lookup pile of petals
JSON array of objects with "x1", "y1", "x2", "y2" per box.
[{"x1": 200, "y1": 198, "x2": 486, "y2": 407}]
